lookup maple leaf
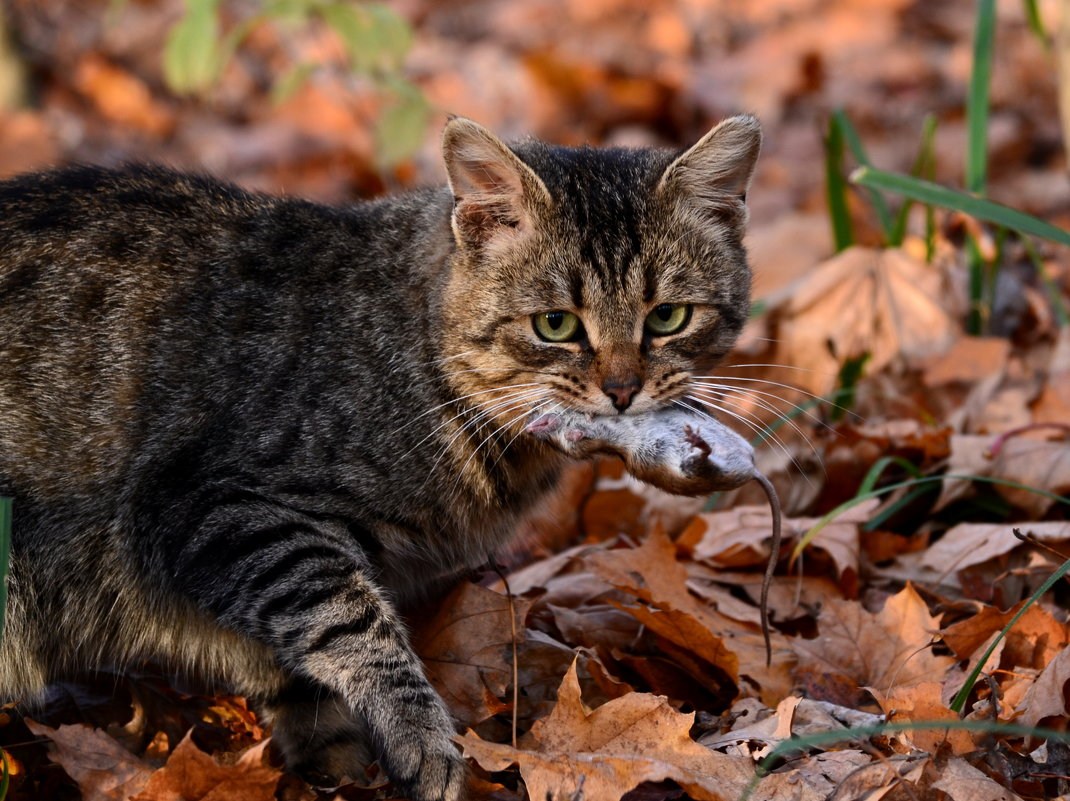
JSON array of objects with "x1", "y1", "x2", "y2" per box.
[
  {"x1": 458, "y1": 659, "x2": 754, "y2": 801},
  {"x1": 131, "y1": 732, "x2": 279, "y2": 801},
  {"x1": 792, "y1": 583, "x2": 954, "y2": 704},
  {"x1": 411, "y1": 580, "x2": 532, "y2": 726},
  {"x1": 26, "y1": 719, "x2": 153, "y2": 801}
]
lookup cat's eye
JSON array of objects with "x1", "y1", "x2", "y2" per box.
[
  {"x1": 645, "y1": 303, "x2": 691, "y2": 336},
  {"x1": 533, "y1": 310, "x2": 582, "y2": 342}
]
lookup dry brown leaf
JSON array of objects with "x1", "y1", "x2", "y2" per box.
[
  {"x1": 72, "y1": 53, "x2": 175, "y2": 137},
  {"x1": 771, "y1": 247, "x2": 959, "y2": 394},
  {"x1": 919, "y1": 522, "x2": 1070, "y2": 575},
  {"x1": 25, "y1": 719, "x2": 153, "y2": 801},
  {"x1": 941, "y1": 602, "x2": 1070, "y2": 670},
  {"x1": 937, "y1": 435, "x2": 1070, "y2": 518},
  {"x1": 132, "y1": 733, "x2": 279, "y2": 801},
  {"x1": 931, "y1": 756, "x2": 1025, "y2": 801},
  {"x1": 458, "y1": 660, "x2": 754, "y2": 801},
  {"x1": 581, "y1": 531, "x2": 798, "y2": 700},
  {"x1": 1015, "y1": 644, "x2": 1070, "y2": 729},
  {"x1": 411, "y1": 581, "x2": 532, "y2": 726},
  {"x1": 792, "y1": 584, "x2": 955, "y2": 703},
  {"x1": 869, "y1": 681, "x2": 976, "y2": 755},
  {"x1": 923, "y1": 337, "x2": 1011, "y2": 386}
]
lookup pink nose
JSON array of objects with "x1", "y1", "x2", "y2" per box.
[{"x1": 602, "y1": 377, "x2": 641, "y2": 412}]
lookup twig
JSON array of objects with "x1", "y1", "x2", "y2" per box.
[{"x1": 491, "y1": 560, "x2": 520, "y2": 749}]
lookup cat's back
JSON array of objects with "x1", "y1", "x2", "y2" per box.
[{"x1": 0, "y1": 164, "x2": 445, "y2": 503}]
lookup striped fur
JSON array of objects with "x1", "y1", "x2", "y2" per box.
[{"x1": 0, "y1": 117, "x2": 759, "y2": 800}]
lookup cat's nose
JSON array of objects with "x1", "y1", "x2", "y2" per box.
[{"x1": 602, "y1": 376, "x2": 642, "y2": 412}]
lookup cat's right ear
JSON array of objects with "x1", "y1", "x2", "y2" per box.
[{"x1": 442, "y1": 117, "x2": 551, "y2": 249}]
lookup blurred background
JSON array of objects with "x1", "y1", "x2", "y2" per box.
[{"x1": 0, "y1": 2, "x2": 1064, "y2": 291}]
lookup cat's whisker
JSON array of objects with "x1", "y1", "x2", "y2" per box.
[
  {"x1": 386, "y1": 382, "x2": 546, "y2": 438},
  {"x1": 424, "y1": 389, "x2": 553, "y2": 485},
  {"x1": 397, "y1": 386, "x2": 551, "y2": 463},
  {"x1": 490, "y1": 400, "x2": 563, "y2": 474},
  {"x1": 447, "y1": 395, "x2": 554, "y2": 491},
  {"x1": 691, "y1": 381, "x2": 833, "y2": 440},
  {"x1": 679, "y1": 394, "x2": 810, "y2": 480},
  {"x1": 692, "y1": 373, "x2": 858, "y2": 418},
  {"x1": 689, "y1": 385, "x2": 822, "y2": 462}
]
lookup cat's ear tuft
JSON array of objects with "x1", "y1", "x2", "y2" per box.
[
  {"x1": 658, "y1": 114, "x2": 762, "y2": 216},
  {"x1": 442, "y1": 117, "x2": 551, "y2": 248}
]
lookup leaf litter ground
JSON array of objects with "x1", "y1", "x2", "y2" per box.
[{"x1": 1, "y1": 0, "x2": 1070, "y2": 799}]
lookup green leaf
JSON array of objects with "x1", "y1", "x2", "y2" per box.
[
  {"x1": 828, "y1": 351, "x2": 868, "y2": 423},
  {"x1": 966, "y1": 0, "x2": 996, "y2": 194},
  {"x1": 0, "y1": 497, "x2": 9, "y2": 642},
  {"x1": 1022, "y1": 0, "x2": 1047, "y2": 45},
  {"x1": 890, "y1": 113, "x2": 937, "y2": 248},
  {"x1": 824, "y1": 115, "x2": 854, "y2": 253},
  {"x1": 321, "y1": 1, "x2": 412, "y2": 75},
  {"x1": 851, "y1": 167, "x2": 1070, "y2": 247},
  {"x1": 271, "y1": 62, "x2": 317, "y2": 104},
  {"x1": 374, "y1": 81, "x2": 429, "y2": 167},
  {"x1": 163, "y1": 0, "x2": 223, "y2": 95}
]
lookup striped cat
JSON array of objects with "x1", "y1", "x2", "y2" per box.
[{"x1": 0, "y1": 115, "x2": 760, "y2": 800}]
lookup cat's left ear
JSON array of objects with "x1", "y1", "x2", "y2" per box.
[
  {"x1": 442, "y1": 117, "x2": 552, "y2": 249},
  {"x1": 657, "y1": 115, "x2": 762, "y2": 216}
]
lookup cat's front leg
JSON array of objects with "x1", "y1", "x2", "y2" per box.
[{"x1": 166, "y1": 499, "x2": 466, "y2": 801}]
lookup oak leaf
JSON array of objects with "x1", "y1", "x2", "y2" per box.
[
  {"x1": 792, "y1": 583, "x2": 954, "y2": 703},
  {"x1": 25, "y1": 719, "x2": 153, "y2": 801},
  {"x1": 458, "y1": 660, "x2": 754, "y2": 801},
  {"x1": 132, "y1": 733, "x2": 279, "y2": 801},
  {"x1": 411, "y1": 581, "x2": 532, "y2": 726}
]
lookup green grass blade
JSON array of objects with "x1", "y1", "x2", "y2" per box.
[
  {"x1": 890, "y1": 113, "x2": 938, "y2": 247},
  {"x1": 832, "y1": 111, "x2": 895, "y2": 241},
  {"x1": 792, "y1": 474, "x2": 1070, "y2": 560},
  {"x1": 824, "y1": 115, "x2": 854, "y2": 252},
  {"x1": 950, "y1": 554, "x2": 1070, "y2": 713},
  {"x1": 966, "y1": 0, "x2": 996, "y2": 194},
  {"x1": 0, "y1": 497, "x2": 8, "y2": 642},
  {"x1": 1, "y1": 747, "x2": 9, "y2": 801},
  {"x1": 1022, "y1": 0, "x2": 1047, "y2": 44},
  {"x1": 740, "y1": 720, "x2": 1070, "y2": 799},
  {"x1": 966, "y1": 233, "x2": 987, "y2": 335},
  {"x1": 1024, "y1": 238, "x2": 1070, "y2": 327},
  {"x1": 851, "y1": 167, "x2": 1070, "y2": 247},
  {"x1": 858, "y1": 455, "x2": 923, "y2": 496}
]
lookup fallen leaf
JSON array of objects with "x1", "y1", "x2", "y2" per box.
[
  {"x1": 25, "y1": 719, "x2": 152, "y2": 801},
  {"x1": 931, "y1": 756, "x2": 1025, "y2": 801},
  {"x1": 923, "y1": 337, "x2": 1011, "y2": 386},
  {"x1": 868, "y1": 681, "x2": 976, "y2": 755},
  {"x1": 771, "y1": 247, "x2": 960, "y2": 395},
  {"x1": 132, "y1": 733, "x2": 279, "y2": 801},
  {"x1": 412, "y1": 581, "x2": 532, "y2": 726},
  {"x1": 919, "y1": 522, "x2": 1070, "y2": 574},
  {"x1": 941, "y1": 602, "x2": 1070, "y2": 671},
  {"x1": 792, "y1": 584, "x2": 955, "y2": 703},
  {"x1": 458, "y1": 660, "x2": 754, "y2": 801},
  {"x1": 1015, "y1": 644, "x2": 1070, "y2": 729}
]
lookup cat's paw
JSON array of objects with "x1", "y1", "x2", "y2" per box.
[{"x1": 376, "y1": 706, "x2": 467, "y2": 801}]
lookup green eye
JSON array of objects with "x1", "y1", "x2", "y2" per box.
[
  {"x1": 533, "y1": 310, "x2": 582, "y2": 342},
  {"x1": 645, "y1": 303, "x2": 691, "y2": 336}
]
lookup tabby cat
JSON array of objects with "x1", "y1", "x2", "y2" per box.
[{"x1": 0, "y1": 115, "x2": 760, "y2": 800}]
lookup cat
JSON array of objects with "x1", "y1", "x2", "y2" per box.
[{"x1": 0, "y1": 114, "x2": 760, "y2": 800}]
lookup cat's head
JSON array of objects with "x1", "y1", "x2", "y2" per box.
[{"x1": 439, "y1": 116, "x2": 760, "y2": 425}]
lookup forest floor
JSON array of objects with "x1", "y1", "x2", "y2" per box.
[{"x1": 1, "y1": 0, "x2": 1069, "y2": 799}]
